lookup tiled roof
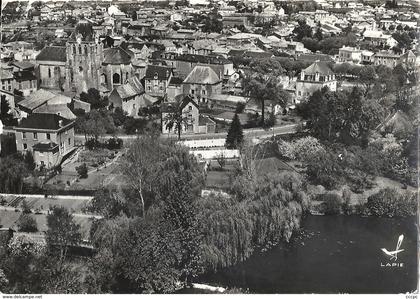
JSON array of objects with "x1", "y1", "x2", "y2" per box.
[
  {"x1": 0, "y1": 69, "x2": 14, "y2": 80},
  {"x1": 36, "y1": 46, "x2": 66, "y2": 62},
  {"x1": 103, "y1": 47, "x2": 133, "y2": 65},
  {"x1": 303, "y1": 61, "x2": 334, "y2": 75},
  {"x1": 114, "y1": 76, "x2": 144, "y2": 99},
  {"x1": 145, "y1": 65, "x2": 173, "y2": 80},
  {"x1": 18, "y1": 113, "x2": 73, "y2": 130},
  {"x1": 17, "y1": 89, "x2": 58, "y2": 111},
  {"x1": 169, "y1": 77, "x2": 184, "y2": 85},
  {"x1": 33, "y1": 104, "x2": 76, "y2": 120},
  {"x1": 11, "y1": 61, "x2": 35, "y2": 70},
  {"x1": 183, "y1": 66, "x2": 221, "y2": 85},
  {"x1": 161, "y1": 95, "x2": 197, "y2": 113}
]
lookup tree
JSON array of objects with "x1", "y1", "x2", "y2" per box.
[
  {"x1": 0, "y1": 96, "x2": 15, "y2": 126},
  {"x1": 76, "y1": 163, "x2": 88, "y2": 178},
  {"x1": 0, "y1": 156, "x2": 28, "y2": 193},
  {"x1": 225, "y1": 113, "x2": 244, "y2": 149},
  {"x1": 163, "y1": 96, "x2": 189, "y2": 140},
  {"x1": 358, "y1": 66, "x2": 377, "y2": 96},
  {"x1": 293, "y1": 20, "x2": 313, "y2": 41},
  {"x1": 46, "y1": 207, "x2": 81, "y2": 272},
  {"x1": 215, "y1": 152, "x2": 226, "y2": 169},
  {"x1": 16, "y1": 214, "x2": 38, "y2": 232},
  {"x1": 80, "y1": 88, "x2": 107, "y2": 110},
  {"x1": 244, "y1": 74, "x2": 287, "y2": 126},
  {"x1": 123, "y1": 136, "x2": 161, "y2": 217},
  {"x1": 76, "y1": 110, "x2": 116, "y2": 142},
  {"x1": 366, "y1": 188, "x2": 417, "y2": 217},
  {"x1": 24, "y1": 151, "x2": 36, "y2": 171}
]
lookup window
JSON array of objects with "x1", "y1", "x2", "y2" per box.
[
  {"x1": 68, "y1": 138, "x2": 71, "y2": 145},
  {"x1": 48, "y1": 68, "x2": 51, "y2": 78},
  {"x1": 22, "y1": 132, "x2": 26, "y2": 139},
  {"x1": 46, "y1": 133, "x2": 50, "y2": 140},
  {"x1": 202, "y1": 90, "x2": 206, "y2": 95},
  {"x1": 189, "y1": 106, "x2": 192, "y2": 111},
  {"x1": 112, "y1": 73, "x2": 121, "y2": 84},
  {"x1": 33, "y1": 132, "x2": 37, "y2": 139},
  {"x1": 191, "y1": 89, "x2": 195, "y2": 95},
  {"x1": 23, "y1": 143, "x2": 27, "y2": 150}
]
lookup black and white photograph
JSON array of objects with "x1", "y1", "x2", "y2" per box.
[{"x1": 0, "y1": 0, "x2": 418, "y2": 296}]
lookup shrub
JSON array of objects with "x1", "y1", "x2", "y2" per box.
[
  {"x1": 16, "y1": 214, "x2": 38, "y2": 232},
  {"x1": 76, "y1": 163, "x2": 88, "y2": 178},
  {"x1": 105, "y1": 137, "x2": 123, "y2": 150},
  {"x1": 21, "y1": 200, "x2": 32, "y2": 214},
  {"x1": 319, "y1": 193, "x2": 343, "y2": 215},
  {"x1": 366, "y1": 188, "x2": 417, "y2": 217}
]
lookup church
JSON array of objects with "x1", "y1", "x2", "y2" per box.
[{"x1": 36, "y1": 18, "x2": 134, "y2": 96}]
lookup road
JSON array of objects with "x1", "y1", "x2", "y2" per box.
[{"x1": 74, "y1": 123, "x2": 304, "y2": 143}]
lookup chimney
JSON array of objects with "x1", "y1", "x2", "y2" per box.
[{"x1": 59, "y1": 119, "x2": 63, "y2": 127}]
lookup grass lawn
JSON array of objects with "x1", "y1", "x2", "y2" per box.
[{"x1": 205, "y1": 163, "x2": 236, "y2": 190}]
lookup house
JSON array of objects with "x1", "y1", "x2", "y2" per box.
[
  {"x1": 1, "y1": 68, "x2": 15, "y2": 93},
  {"x1": 109, "y1": 76, "x2": 158, "y2": 117},
  {"x1": 11, "y1": 62, "x2": 37, "y2": 96},
  {"x1": 144, "y1": 65, "x2": 173, "y2": 97},
  {"x1": 14, "y1": 113, "x2": 75, "y2": 168},
  {"x1": 338, "y1": 46, "x2": 362, "y2": 64},
  {"x1": 161, "y1": 95, "x2": 215, "y2": 136},
  {"x1": 182, "y1": 66, "x2": 222, "y2": 105},
  {"x1": 159, "y1": 53, "x2": 235, "y2": 79},
  {"x1": 363, "y1": 30, "x2": 398, "y2": 48},
  {"x1": 373, "y1": 51, "x2": 402, "y2": 68},
  {"x1": 16, "y1": 89, "x2": 74, "y2": 118},
  {"x1": 295, "y1": 61, "x2": 336, "y2": 102}
]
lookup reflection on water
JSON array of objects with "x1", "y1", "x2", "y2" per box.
[{"x1": 199, "y1": 215, "x2": 418, "y2": 294}]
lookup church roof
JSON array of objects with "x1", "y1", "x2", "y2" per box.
[
  {"x1": 36, "y1": 46, "x2": 66, "y2": 62},
  {"x1": 183, "y1": 65, "x2": 221, "y2": 85},
  {"x1": 103, "y1": 47, "x2": 133, "y2": 65}
]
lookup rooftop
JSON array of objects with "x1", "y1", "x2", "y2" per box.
[
  {"x1": 36, "y1": 46, "x2": 66, "y2": 63},
  {"x1": 183, "y1": 65, "x2": 221, "y2": 85},
  {"x1": 17, "y1": 113, "x2": 73, "y2": 131}
]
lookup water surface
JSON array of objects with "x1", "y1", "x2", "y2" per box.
[{"x1": 201, "y1": 215, "x2": 418, "y2": 294}]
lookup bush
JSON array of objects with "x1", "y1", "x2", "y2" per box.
[
  {"x1": 16, "y1": 214, "x2": 38, "y2": 232},
  {"x1": 319, "y1": 193, "x2": 343, "y2": 215},
  {"x1": 105, "y1": 137, "x2": 123, "y2": 150},
  {"x1": 366, "y1": 188, "x2": 417, "y2": 217},
  {"x1": 76, "y1": 163, "x2": 88, "y2": 179}
]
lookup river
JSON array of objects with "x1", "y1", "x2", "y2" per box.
[{"x1": 196, "y1": 215, "x2": 418, "y2": 294}]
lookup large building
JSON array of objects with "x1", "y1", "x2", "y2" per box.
[
  {"x1": 295, "y1": 61, "x2": 336, "y2": 102},
  {"x1": 14, "y1": 113, "x2": 75, "y2": 168},
  {"x1": 65, "y1": 18, "x2": 105, "y2": 94}
]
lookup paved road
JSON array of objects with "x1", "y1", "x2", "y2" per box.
[
  {"x1": 75, "y1": 123, "x2": 304, "y2": 142},
  {"x1": 0, "y1": 205, "x2": 102, "y2": 219}
]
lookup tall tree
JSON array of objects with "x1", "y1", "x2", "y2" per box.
[
  {"x1": 226, "y1": 113, "x2": 244, "y2": 149},
  {"x1": 163, "y1": 97, "x2": 190, "y2": 140},
  {"x1": 46, "y1": 207, "x2": 81, "y2": 273}
]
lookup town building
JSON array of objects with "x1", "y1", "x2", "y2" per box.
[
  {"x1": 109, "y1": 76, "x2": 158, "y2": 117},
  {"x1": 14, "y1": 113, "x2": 75, "y2": 168},
  {"x1": 295, "y1": 61, "x2": 337, "y2": 102},
  {"x1": 182, "y1": 66, "x2": 222, "y2": 105},
  {"x1": 161, "y1": 95, "x2": 215, "y2": 136},
  {"x1": 144, "y1": 65, "x2": 173, "y2": 97}
]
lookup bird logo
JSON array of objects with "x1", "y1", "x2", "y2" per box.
[{"x1": 381, "y1": 235, "x2": 404, "y2": 261}]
